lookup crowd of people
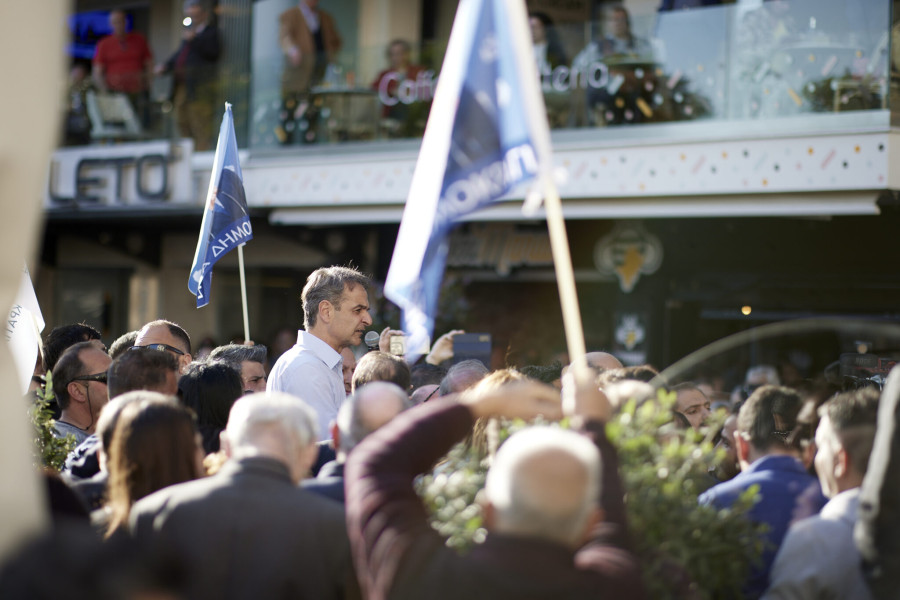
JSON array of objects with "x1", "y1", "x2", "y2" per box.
[{"x1": 2, "y1": 263, "x2": 898, "y2": 600}]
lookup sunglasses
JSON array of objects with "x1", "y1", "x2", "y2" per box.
[
  {"x1": 132, "y1": 343, "x2": 186, "y2": 356},
  {"x1": 73, "y1": 372, "x2": 108, "y2": 385}
]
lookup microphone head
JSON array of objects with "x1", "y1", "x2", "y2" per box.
[{"x1": 364, "y1": 331, "x2": 380, "y2": 350}]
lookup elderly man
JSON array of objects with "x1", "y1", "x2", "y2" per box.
[
  {"x1": 130, "y1": 392, "x2": 356, "y2": 600},
  {"x1": 763, "y1": 388, "x2": 879, "y2": 600},
  {"x1": 133, "y1": 319, "x2": 193, "y2": 373},
  {"x1": 51, "y1": 341, "x2": 112, "y2": 445},
  {"x1": 672, "y1": 382, "x2": 711, "y2": 431},
  {"x1": 208, "y1": 343, "x2": 268, "y2": 393},
  {"x1": 305, "y1": 381, "x2": 410, "y2": 503},
  {"x1": 346, "y1": 374, "x2": 645, "y2": 599},
  {"x1": 267, "y1": 266, "x2": 373, "y2": 440},
  {"x1": 340, "y1": 347, "x2": 356, "y2": 396},
  {"x1": 438, "y1": 358, "x2": 489, "y2": 396},
  {"x1": 700, "y1": 385, "x2": 827, "y2": 598}
]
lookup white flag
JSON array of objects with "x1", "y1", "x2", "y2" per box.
[{"x1": 6, "y1": 265, "x2": 45, "y2": 395}]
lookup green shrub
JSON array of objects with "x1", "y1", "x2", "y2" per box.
[
  {"x1": 31, "y1": 371, "x2": 76, "y2": 471},
  {"x1": 417, "y1": 391, "x2": 766, "y2": 599}
]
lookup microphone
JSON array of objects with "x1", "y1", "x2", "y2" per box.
[{"x1": 364, "y1": 331, "x2": 380, "y2": 351}]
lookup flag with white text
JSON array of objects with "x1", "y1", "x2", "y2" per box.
[
  {"x1": 6, "y1": 265, "x2": 45, "y2": 395},
  {"x1": 188, "y1": 103, "x2": 253, "y2": 308},
  {"x1": 384, "y1": 0, "x2": 553, "y2": 360}
]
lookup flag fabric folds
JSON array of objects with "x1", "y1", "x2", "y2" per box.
[
  {"x1": 188, "y1": 103, "x2": 253, "y2": 308},
  {"x1": 384, "y1": 0, "x2": 553, "y2": 360},
  {"x1": 6, "y1": 265, "x2": 45, "y2": 395}
]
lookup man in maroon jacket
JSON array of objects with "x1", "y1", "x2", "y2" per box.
[{"x1": 345, "y1": 373, "x2": 645, "y2": 600}]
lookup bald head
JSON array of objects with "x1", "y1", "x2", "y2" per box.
[
  {"x1": 485, "y1": 427, "x2": 601, "y2": 548},
  {"x1": 335, "y1": 382, "x2": 411, "y2": 458},
  {"x1": 585, "y1": 352, "x2": 623, "y2": 371}
]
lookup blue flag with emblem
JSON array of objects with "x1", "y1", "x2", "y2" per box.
[
  {"x1": 384, "y1": 0, "x2": 553, "y2": 360},
  {"x1": 188, "y1": 103, "x2": 253, "y2": 308}
]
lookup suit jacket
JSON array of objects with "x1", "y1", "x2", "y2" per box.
[
  {"x1": 303, "y1": 459, "x2": 345, "y2": 503},
  {"x1": 130, "y1": 456, "x2": 357, "y2": 600},
  {"x1": 279, "y1": 6, "x2": 342, "y2": 94},
  {"x1": 164, "y1": 20, "x2": 221, "y2": 99},
  {"x1": 345, "y1": 398, "x2": 645, "y2": 600}
]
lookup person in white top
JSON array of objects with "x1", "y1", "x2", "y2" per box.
[
  {"x1": 763, "y1": 387, "x2": 879, "y2": 600},
  {"x1": 267, "y1": 266, "x2": 373, "y2": 440}
]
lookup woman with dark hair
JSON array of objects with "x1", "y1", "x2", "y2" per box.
[
  {"x1": 178, "y1": 360, "x2": 243, "y2": 454},
  {"x1": 102, "y1": 393, "x2": 203, "y2": 538}
]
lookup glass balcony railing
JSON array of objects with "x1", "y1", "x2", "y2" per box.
[{"x1": 60, "y1": 0, "x2": 893, "y2": 152}]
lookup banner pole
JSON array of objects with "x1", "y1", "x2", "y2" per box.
[
  {"x1": 237, "y1": 243, "x2": 250, "y2": 342},
  {"x1": 542, "y1": 180, "x2": 587, "y2": 370}
]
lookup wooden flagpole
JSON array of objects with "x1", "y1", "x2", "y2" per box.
[
  {"x1": 237, "y1": 243, "x2": 250, "y2": 342},
  {"x1": 542, "y1": 179, "x2": 587, "y2": 371}
]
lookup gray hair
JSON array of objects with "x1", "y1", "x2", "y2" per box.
[
  {"x1": 336, "y1": 382, "x2": 411, "y2": 454},
  {"x1": 485, "y1": 426, "x2": 601, "y2": 548},
  {"x1": 224, "y1": 392, "x2": 318, "y2": 455},
  {"x1": 301, "y1": 266, "x2": 372, "y2": 330},
  {"x1": 208, "y1": 343, "x2": 268, "y2": 369},
  {"x1": 439, "y1": 359, "x2": 489, "y2": 396}
]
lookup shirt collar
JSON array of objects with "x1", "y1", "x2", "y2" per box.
[{"x1": 297, "y1": 330, "x2": 342, "y2": 370}]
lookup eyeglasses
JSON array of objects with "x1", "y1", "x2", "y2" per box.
[
  {"x1": 73, "y1": 372, "x2": 108, "y2": 385},
  {"x1": 132, "y1": 343, "x2": 186, "y2": 356}
]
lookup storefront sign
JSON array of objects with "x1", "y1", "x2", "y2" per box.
[
  {"x1": 45, "y1": 140, "x2": 193, "y2": 207},
  {"x1": 448, "y1": 224, "x2": 553, "y2": 276},
  {"x1": 613, "y1": 311, "x2": 649, "y2": 366},
  {"x1": 377, "y1": 70, "x2": 436, "y2": 107},
  {"x1": 594, "y1": 223, "x2": 663, "y2": 293}
]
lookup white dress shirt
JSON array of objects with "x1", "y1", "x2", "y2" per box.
[{"x1": 267, "y1": 330, "x2": 345, "y2": 441}]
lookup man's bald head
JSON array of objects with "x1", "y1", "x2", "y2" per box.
[
  {"x1": 585, "y1": 352, "x2": 623, "y2": 371},
  {"x1": 334, "y1": 382, "x2": 411, "y2": 458},
  {"x1": 484, "y1": 426, "x2": 601, "y2": 548}
]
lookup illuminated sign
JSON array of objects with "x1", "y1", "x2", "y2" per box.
[{"x1": 45, "y1": 140, "x2": 193, "y2": 207}]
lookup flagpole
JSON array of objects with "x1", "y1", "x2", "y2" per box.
[
  {"x1": 542, "y1": 179, "x2": 587, "y2": 370},
  {"x1": 237, "y1": 243, "x2": 250, "y2": 342}
]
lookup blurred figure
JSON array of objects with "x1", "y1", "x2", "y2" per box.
[
  {"x1": 530, "y1": 12, "x2": 568, "y2": 77},
  {"x1": 107, "y1": 330, "x2": 138, "y2": 360},
  {"x1": 277, "y1": 0, "x2": 342, "y2": 144},
  {"x1": 208, "y1": 343, "x2": 269, "y2": 394},
  {"x1": 710, "y1": 414, "x2": 740, "y2": 483},
  {"x1": 673, "y1": 382, "x2": 712, "y2": 431},
  {"x1": 304, "y1": 382, "x2": 411, "y2": 503},
  {"x1": 700, "y1": 385, "x2": 827, "y2": 598},
  {"x1": 339, "y1": 347, "x2": 356, "y2": 396},
  {"x1": 131, "y1": 392, "x2": 357, "y2": 600},
  {"x1": 351, "y1": 351, "x2": 410, "y2": 393},
  {"x1": 372, "y1": 39, "x2": 428, "y2": 134},
  {"x1": 100, "y1": 393, "x2": 203, "y2": 538},
  {"x1": 764, "y1": 387, "x2": 879, "y2": 599},
  {"x1": 43, "y1": 323, "x2": 103, "y2": 373},
  {"x1": 178, "y1": 361, "x2": 243, "y2": 454},
  {"x1": 52, "y1": 342, "x2": 112, "y2": 445},
  {"x1": 92, "y1": 9, "x2": 152, "y2": 125},
  {"x1": 438, "y1": 359, "x2": 489, "y2": 396},
  {"x1": 155, "y1": 0, "x2": 220, "y2": 151}
]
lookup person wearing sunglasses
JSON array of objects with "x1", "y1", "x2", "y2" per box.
[
  {"x1": 52, "y1": 341, "x2": 112, "y2": 445},
  {"x1": 133, "y1": 319, "x2": 193, "y2": 373}
]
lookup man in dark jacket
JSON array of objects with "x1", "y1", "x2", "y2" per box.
[
  {"x1": 345, "y1": 372, "x2": 645, "y2": 600},
  {"x1": 155, "y1": 0, "x2": 220, "y2": 150},
  {"x1": 130, "y1": 392, "x2": 358, "y2": 600}
]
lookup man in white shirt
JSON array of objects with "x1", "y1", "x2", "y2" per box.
[
  {"x1": 763, "y1": 387, "x2": 879, "y2": 600},
  {"x1": 267, "y1": 266, "x2": 372, "y2": 440}
]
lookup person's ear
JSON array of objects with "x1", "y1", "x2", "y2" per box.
[
  {"x1": 735, "y1": 432, "x2": 751, "y2": 463},
  {"x1": 834, "y1": 446, "x2": 849, "y2": 480},
  {"x1": 67, "y1": 381, "x2": 86, "y2": 404},
  {"x1": 318, "y1": 300, "x2": 334, "y2": 325},
  {"x1": 330, "y1": 421, "x2": 340, "y2": 452}
]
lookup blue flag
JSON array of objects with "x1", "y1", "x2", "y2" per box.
[
  {"x1": 188, "y1": 103, "x2": 253, "y2": 308},
  {"x1": 384, "y1": 0, "x2": 553, "y2": 360}
]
